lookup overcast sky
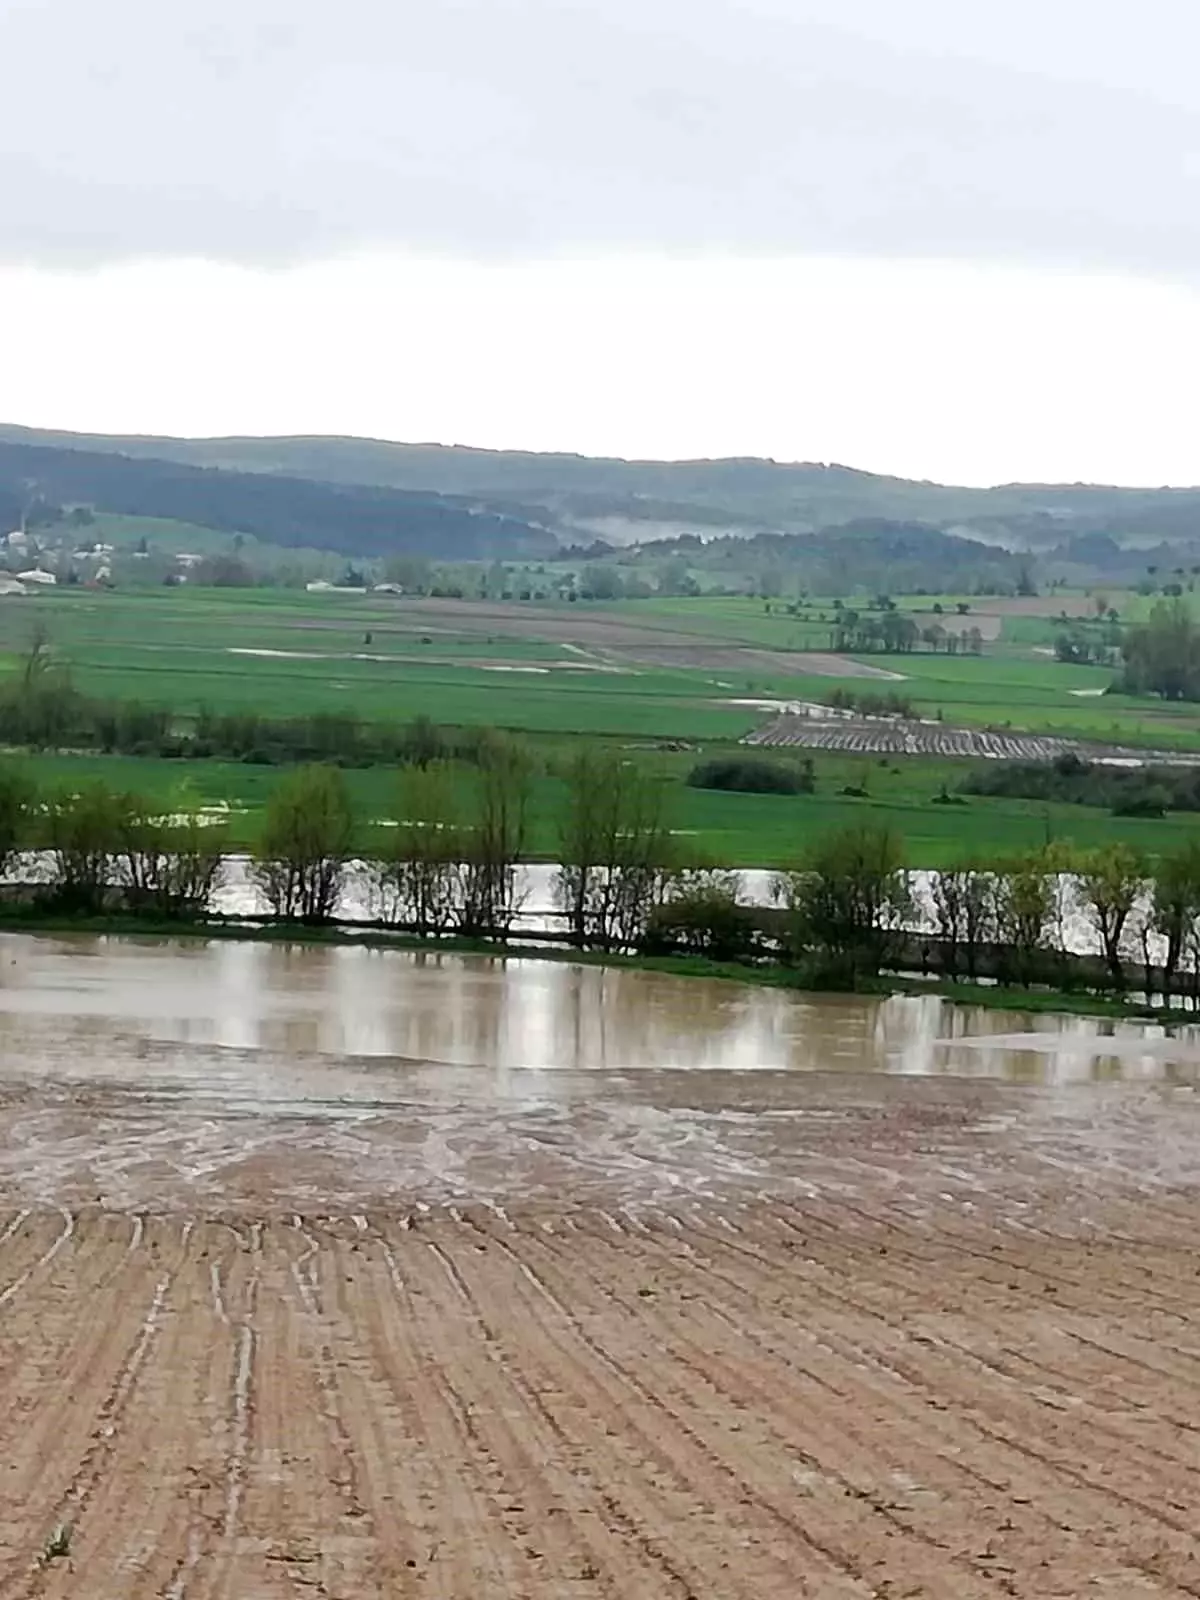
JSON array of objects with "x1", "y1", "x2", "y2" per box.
[{"x1": 1, "y1": 0, "x2": 1198, "y2": 484}]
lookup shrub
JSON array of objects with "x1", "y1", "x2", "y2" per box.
[
  {"x1": 687, "y1": 757, "x2": 814, "y2": 796},
  {"x1": 643, "y1": 871, "x2": 758, "y2": 962}
]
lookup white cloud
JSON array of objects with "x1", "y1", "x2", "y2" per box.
[
  {"x1": 0, "y1": 0, "x2": 1198, "y2": 276},
  {"x1": 4, "y1": 252, "x2": 1198, "y2": 485}
]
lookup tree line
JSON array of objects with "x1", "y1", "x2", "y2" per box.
[
  {"x1": 963, "y1": 752, "x2": 1200, "y2": 819},
  {"x1": 1, "y1": 641, "x2": 482, "y2": 769},
  {"x1": 2, "y1": 751, "x2": 1200, "y2": 1007},
  {"x1": 828, "y1": 607, "x2": 984, "y2": 656},
  {"x1": 775, "y1": 831, "x2": 1200, "y2": 1006}
]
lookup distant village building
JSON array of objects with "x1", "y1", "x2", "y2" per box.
[
  {"x1": 0, "y1": 576, "x2": 26, "y2": 597},
  {"x1": 17, "y1": 569, "x2": 56, "y2": 586},
  {"x1": 372, "y1": 582, "x2": 404, "y2": 594}
]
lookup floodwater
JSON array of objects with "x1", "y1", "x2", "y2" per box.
[
  {"x1": 1, "y1": 929, "x2": 1199, "y2": 1213},
  {"x1": 0, "y1": 930, "x2": 1196, "y2": 1094}
]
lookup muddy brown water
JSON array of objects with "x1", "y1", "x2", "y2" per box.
[
  {"x1": 1, "y1": 929, "x2": 1199, "y2": 1213},
  {"x1": 0, "y1": 930, "x2": 1196, "y2": 1090}
]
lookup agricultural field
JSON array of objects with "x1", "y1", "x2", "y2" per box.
[
  {"x1": 0, "y1": 586, "x2": 1188, "y2": 740},
  {"x1": 3, "y1": 584, "x2": 1200, "y2": 867},
  {"x1": 1, "y1": 938, "x2": 1200, "y2": 1597}
]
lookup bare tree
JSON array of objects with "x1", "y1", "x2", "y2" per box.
[
  {"x1": 115, "y1": 791, "x2": 226, "y2": 918},
  {"x1": 1078, "y1": 843, "x2": 1146, "y2": 992},
  {"x1": 375, "y1": 763, "x2": 463, "y2": 935},
  {"x1": 456, "y1": 735, "x2": 532, "y2": 939},
  {"x1": 930, "y1": 863, "x2": 996, "y2": 980}
]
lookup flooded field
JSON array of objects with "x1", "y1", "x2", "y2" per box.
[{"x1": 4, "y1": 932, "x2": 1200, "y2": 1596}]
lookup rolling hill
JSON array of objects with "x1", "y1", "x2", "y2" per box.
[
  {"x1": 0, "y1": 439, "x2": 558, "y2": 561},
  {"x1": 3, "y1": 423, "x2": 1200, "y2": 550}
]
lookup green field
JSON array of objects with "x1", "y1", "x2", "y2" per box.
[
  {"x1": 5, "y1": 586, "x2": 1198, "y2": 743},
  {"x1": 5, "y1": 584, "x2": 1200, "y2": 868},
  {"x1": 21, "y1": 746, "x2": 1200, "y2": 870}
]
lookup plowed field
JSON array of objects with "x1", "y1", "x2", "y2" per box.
[
  {"x1": 3, "y1": 1116, "x2": 1200, "y2": 1595},
  {"x1": 4, "y1": 935, "x2": 1200, "y2": 1596}
]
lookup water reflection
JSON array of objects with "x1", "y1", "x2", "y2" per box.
[{"x1": 0, "y1": 931, "x2": 1197, "y2": 1089}]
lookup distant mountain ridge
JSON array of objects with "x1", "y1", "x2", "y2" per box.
[{"x1": 2, "y1": 423, "x2": 1199, "y2": 550}]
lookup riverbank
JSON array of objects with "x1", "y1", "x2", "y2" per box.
[{"x1": 0, "y1": 903, "x2": 1178, "y2": 1027}]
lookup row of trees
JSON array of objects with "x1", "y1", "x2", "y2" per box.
[
  {"x1": 829, "y1": 610, "x2": 985, "y2": 656},
  {"x1": 8, "y1": 749, "x2": 1200, "y2": 1006},
  {"x1": 775, "y1": 829, "x2": 1200, "y2": 1004},
  {"x1": 963, "y1": 752, "x2": 1200, "y2": 820},
  {"x1": 0, "y1": 769, "x2": 225, "y2": 919},
  {"x1": 0, "y1": 744, "x2": 685, "y2": 948}
]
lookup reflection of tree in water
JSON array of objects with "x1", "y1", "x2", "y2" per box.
[{"x1": 548, "y1": 965, "x2": 799, "y2": 1074}]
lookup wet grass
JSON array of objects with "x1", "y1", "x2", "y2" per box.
[{"x1": 22, "y1": 745, "x2": 1200, "y2": 869}]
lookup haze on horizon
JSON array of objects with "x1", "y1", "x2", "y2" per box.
[{"x1": 2, "y1": 0, "x2": 1199, "y2": 489}]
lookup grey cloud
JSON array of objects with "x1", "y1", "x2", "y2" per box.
[{"x1": 2, "y1": 0, "x2": 1199, "y2": 274}]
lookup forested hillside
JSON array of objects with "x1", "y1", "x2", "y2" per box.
[
  {"x1": 0, "y1": 440, "x2": 557, "y2": 559},
  {"x1": 4, "y1": 423, "x2": 1200, "y2": 548}
]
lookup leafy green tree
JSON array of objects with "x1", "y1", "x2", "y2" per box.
[
  {"x1": 42, "y1": 783, "x2": 127, "y2": 913},
  {"x1": 776, "y1": 825, "x2": 910, "y2": 986},
  {"x1": 644, "y1": 869, "x2": 756, "y2": 961},
  {"x1": 403, "y1": 714, "x2": 445, "y2": 769},
  {"x1": 456, "y1": 735, "x2": 532, "y2": 938},
  {"x1": 580, "y1": 564, "x2": 625, "y2": 600},
  {"x1": 0, "y1": 763, "x2": 33, "y2": 881},
  {"x1": 994, "y1": 853, "x2": 1055, "y2": 986},
  {"x1": 1150, "y1": 842, "x2": 1200, "y2": 1005},
  {"x1": 254, "y1": 765, "x2": 354, "y2": 923},
  {"x1": 1118, "y1": 597, "x2": 1200, "y2": 700}
]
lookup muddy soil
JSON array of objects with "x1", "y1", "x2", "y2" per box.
[{"x1": 3, "y1": 934, "x2": 1200, "y2": 1596}]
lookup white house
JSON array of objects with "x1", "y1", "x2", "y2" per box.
[{"x1": 17, "y1": 569, "x2": 56, "y2": 586}]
